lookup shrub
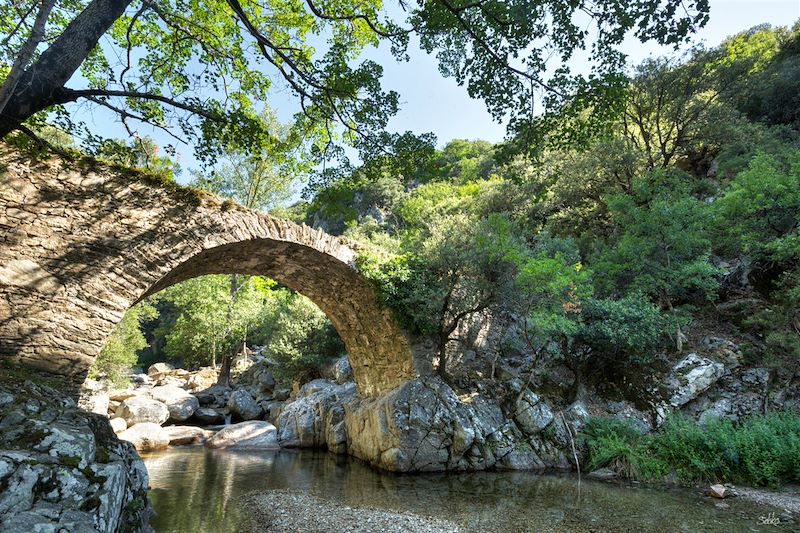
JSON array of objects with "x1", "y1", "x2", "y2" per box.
[
  {"x1": 581, "y1": 418, "x2": 667, "y2": 480},
  {"x1": 582, "y1": 412, "x2": 800, "y2": 487}
]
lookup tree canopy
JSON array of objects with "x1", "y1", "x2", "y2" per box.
[{"x1": 1, "y1": 0, "x2": 709, "y2": 171}]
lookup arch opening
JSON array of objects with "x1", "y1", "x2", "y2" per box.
[{"x1": 127, "y1": 238, "x2": 416, "y2": 397}]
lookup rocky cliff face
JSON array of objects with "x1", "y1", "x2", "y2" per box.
[{"x1": 0, "y1": 376, "x2": 151, "y2": 532}]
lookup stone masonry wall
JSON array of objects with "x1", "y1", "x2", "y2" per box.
[{"x1": 0, "y1": 145, "x2": 416, "y2": 397}]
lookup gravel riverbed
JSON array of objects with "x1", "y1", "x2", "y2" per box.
[
  {"x1": 736, "y1": 485, "x2": 800, "y2": 514},
  {"x1": 242, "y1": 490, "x2": 463, "y2": 532}
]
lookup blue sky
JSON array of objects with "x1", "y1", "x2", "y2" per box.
[{"x1": 77, "y1": 0, "x2": 800, "y2": 177}]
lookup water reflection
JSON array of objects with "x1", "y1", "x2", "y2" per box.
[{"x1": 142, "y1": 447, "x2": 790, "y2": 533}]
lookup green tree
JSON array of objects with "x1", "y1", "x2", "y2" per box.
[
  {"x1": 266, "y1": 294, "x2": 345, "y2": 381},
  {"x1": 159, "y1": 275, "x2": 273, "y2": 369},
  {"x1": 714, "y1": 152, "x2": 800, "y2": 264},
  {"x1": 593, "y1": 172, "x2": 720, "y2": 311},
  {"x1": 91, "y1": 301, "x2": 157, "y2": 385},
  {"x1": 0, "y1": 0, "x2": 708, "y2": 162},
  {"x1": 714, "y1": 152, "x2": 800, "y2": 366}
]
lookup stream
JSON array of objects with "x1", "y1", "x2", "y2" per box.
[{"x1": 142, "y1": 446, "x2": 792, "y2": 532}]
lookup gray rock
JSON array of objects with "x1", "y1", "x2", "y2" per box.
[
  {"x1": 277, "y1": 380, "x2": 356, "y2": 452},
  {"x1": 116, "y1": 396, "x2": 170, "y2": 426},
  {"x1": 227, "y1": 389, "x2": 263, "y2": 421},
  {"x1": 193, "y1": 407, "x2": 225, "y2": 425},
  {"x1": 668, "y1": 353, "x2": 726, "y2": 407},
  {"x1": 345, "y1": 377, "x2": 562, "y2": 473},
  {"x1": 273, "y1": 388, "x2": 290, "y2": 401},
  {"x1": 146, "y1": 385, "x2": 199, "y2": 422},
  {"x1": 258, "y1": 371, "x2": 276, "y2": 391},
  {"x1": 206, "y1": 421, "x2": 280, "y2": 449},
  {"x1": 0, "y1": 380, "x2": 151, "y2": 532},
  {"x1": 109, "y1": 417, "x2": 127, "y2": 434},
  {"x1": 331, "y1": 357, "x2": 353, "y2": 384},
  {"x1": 147, "y1": 362, "x2": 174, "y2": 376},
  {"x1": 514, "y1": 390, "x2": 554, "y2": 435},
  {"x1": 118, "y1": 422, "x2": 170, "y2": 451},
  {"x1": 163, "y1": 425, "x2": 208, "y2": 446},
  {"x1": 79, "y1": 392, "x2": 109, "y2": 416},
  {"x1": 194, "y1": 385, "x2": 231, "y2": 408}
]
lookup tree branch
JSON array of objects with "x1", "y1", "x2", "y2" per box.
[{"x1": 0, "y1": 0, "x2": 57, "y2": 114}]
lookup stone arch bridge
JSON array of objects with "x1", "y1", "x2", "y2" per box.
[{"x1": 0, "y1": 146, "x2": 416, "y2": 397}]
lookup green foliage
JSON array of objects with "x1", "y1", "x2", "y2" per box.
[
  {"x1": 576, "y1": 295, "x2": 664, "y2": 366},
  {"x1": 91, "y1": 302, "x2": 157, "y2": 386},
  {"x1": 157, "y1": 275, "x2": 280, "y2": 367},
  {"x1": 583, "y1": 413, "x2": 800, "y2": 487},
  {"x1": 95, "y1": 137, "x2": 181, "y2": 181},
  {"x1": 190, "y1": 107, "x2": 309, "y2": 211},
  {"x1": 265, "y1": 295, "x2": 345, "y2": 381},
  {"x1": 714, "y1": 152, "x2": 800, "y2": 263},
  {"x1": 581, "y1": 418, "x2": 668, "y2": 480},
  {"x1": 593, "y1": 172, "x2": 720, "y2": 308},
  {"x1": 1, "y1": 0, "x2": 708, "y2": 171}
]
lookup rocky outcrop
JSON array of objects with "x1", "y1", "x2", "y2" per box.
[
  {"x1": 206, "y1": 421, "x2": 280, "y2": 449},
  {"x1": 344, "y1": 377, "x2": 573, "y2": 473},
  {"x1": 0, "y1": 378, "x2": 151, "y2": 532},
  {"x1": 514, "y1": 390, "x2": 554, "y2": 435},
  {"x1": 667, "y1": 353, "x2": 727, "y2": 408},
  {"x1": 276, "y1": 379, "x2": 356, "y2": 453}
]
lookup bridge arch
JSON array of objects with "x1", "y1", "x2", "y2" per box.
[{"x1": 0, "y1": 146, "x2": 416, "y2": 397}]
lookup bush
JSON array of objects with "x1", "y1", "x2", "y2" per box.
[
  {"x1": 581, "y1": 417, "x2": 668, "y2": 480},
  {"x1": 582, "y1": 412, "x2": 800, "y2": 487}
]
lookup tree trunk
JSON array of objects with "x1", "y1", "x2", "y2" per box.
[
  {"x1": 0, "y1": 0, "x2": 57, "y2": 115},
  {"x1": 217, "y1": 353, "x2": 232, "y2": 388},
  {"x1": 216, "y1": 274, "x2": 238, "y2": 387},
  {"x1": 436, "y1": 333, "x2": 448, "y2": 380},
  {"x1": 0, "y1": 0, "x2": 133, "y2": 137}
]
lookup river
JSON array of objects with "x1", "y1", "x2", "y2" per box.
[{"x1": 142, "y1": 446, "x2": 791, "y2": 532}]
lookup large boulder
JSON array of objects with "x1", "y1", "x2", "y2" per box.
[
  {"x1": 110, "y1": 417, "x2": 128, "y2": 434},
  {"x1": 163, "y1": 426, "x2": 209, "y2": 446},
  {"x1": 186, "y1": 367, "x2": 218, "y2": 391},
  {"x1": 118, "y1": 423, "x2": 170, "y2": 452},
  {"x1": 0, "y1": 380, "x2": 151, "y2": 532},
  {"x1": 146, "y1": 385, "x2": 199, "y2": 422},
  {"x1": 276, "y1": 379, "x2": 356, "y2": 453},
  {"x1": 116, "y1": 396, "x2": 170, "y2": 426},
  {"x1": 206, "y1": 421, "x2": 280, "y2": 449},
  {"x1": 80, "y1": 392, "x2": 110, "y2": 416},
  {"x1": 108, "y1": 389, "x2": 138, "y2": 402},
  {"x1": 227, "y1": 389, "x2": 263, "y2": 421}
]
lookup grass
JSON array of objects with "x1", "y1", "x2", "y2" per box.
[{"x1": 581, "y1": 411, "x2": 800, "y2": 487}]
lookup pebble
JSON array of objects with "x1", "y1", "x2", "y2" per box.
[{"x1": 242, "y1": 490, "x2": 462, "y2": 532}]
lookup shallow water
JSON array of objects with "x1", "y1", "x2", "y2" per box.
[{"x1": 142, "y1": 446, "x2": 792, "y2": 533}]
